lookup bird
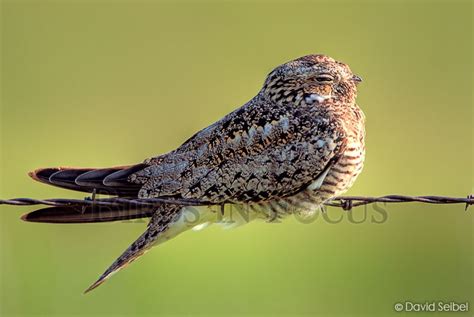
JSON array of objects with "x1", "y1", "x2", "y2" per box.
[{"x1": 23, "y1": 54, "x2": 365, "y2": 293}]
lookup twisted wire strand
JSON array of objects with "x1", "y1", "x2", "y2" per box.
[{"x1": 1, "y1": 195, "x2": 472, "y2": 211}]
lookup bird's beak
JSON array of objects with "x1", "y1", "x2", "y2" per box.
[{"x1": 351, "y1": 75, "x2": 363, "y2": 83}]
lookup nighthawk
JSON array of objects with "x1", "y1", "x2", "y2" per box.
[{"x1": 23, "y1": 54, "x2": 365, "y2": 292}]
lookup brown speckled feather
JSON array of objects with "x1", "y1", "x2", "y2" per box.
[{"x1": 131, "y1": 94, "x2": 348, "y2": 204}]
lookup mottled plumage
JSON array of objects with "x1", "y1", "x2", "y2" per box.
[{"x1": 25, "y1": 54, "x2": 365, "y2": 292}]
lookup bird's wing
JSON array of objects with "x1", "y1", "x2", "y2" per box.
[
  {"x1": 131, "y1": 98, "x2": 347, "y2": 204},
  {"x1": 21, "y1": 204, "x2": 154, "y2": 224},
  {"x1": 84, "y1": 204, "x2": 182, "y2": 293}
]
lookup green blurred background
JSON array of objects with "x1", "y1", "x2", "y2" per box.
[{"x1": 1, "y1": 1, "x2": 472, "y2": 316}]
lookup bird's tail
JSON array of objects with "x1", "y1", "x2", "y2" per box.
[
  {"x1": 28, "y1": 164, "x2": 147, "y2": 196},
  {"x1": 23, "y1": 164, "x2": 151, "y2": 223}
]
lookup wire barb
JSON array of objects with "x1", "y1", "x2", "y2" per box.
[
  {"x1": 0, "y1": 195, "x2": 473, "y2": 211},
  {"x1": 465, "y1": 194, "x2": 473, "y2": 211}
]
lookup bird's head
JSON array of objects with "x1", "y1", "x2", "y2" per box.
[{"x1": 262, "y1": 54, "x2": 361, "y2": 105}]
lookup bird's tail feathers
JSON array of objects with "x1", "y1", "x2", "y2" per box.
[{"x1": 29, "y1": 164, "x2": 147, "y2": 196}]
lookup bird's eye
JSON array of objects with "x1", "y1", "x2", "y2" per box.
[{"x1": 315, "y1": 74, "x2": 334, "y2": 83}]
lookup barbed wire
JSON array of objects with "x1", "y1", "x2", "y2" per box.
[{"x1": 0, "y1": 195, "x2": 472, "y2": 211}]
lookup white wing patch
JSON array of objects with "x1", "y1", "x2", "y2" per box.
[
  {"x1": 192, "y1": 222, "x2": 211, "y2": 231},
  {"x1": 153, "y1": 205, "x2": 264, "y2": 247}
]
